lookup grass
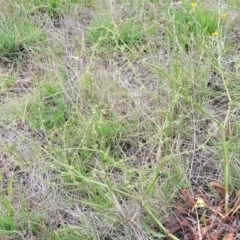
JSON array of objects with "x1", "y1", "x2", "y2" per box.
[
  {"x1": 12, "y1": 0, "x2": 90, "y2": 17},
  {"x1": 26, "y1": 83, "x2": 71, "y2": 130},
  {"x1": 0, "y1": 13, "x2": 43, "y2": 62},
  {"x1": 86, "y1": 17, "x2": 156, "y2": 54},
  {"x1": 0, "y1": 0, "x2": 240, "y2": 239}
]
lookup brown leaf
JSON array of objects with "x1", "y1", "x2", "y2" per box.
[
  {"x1": 223, "y1": 215, "x2": 233, "y2": 223},
  {"x1": 213, "y1": 205, "x2": 224, "y2": 219},
  {"x1": 210, "y1": 182, "x2": 225, "y2": 198},
  {"x1": 186, "y1": 233, "x2": 195, "y2": 240},
  {"x1": 200, "y1": 226, "x2": 209, "y2": 237},
  {"x1": 181, "y1": 219, "x2": 191, "y2": 228},
  {"x1": 223, "y1": 228, "x2": 234, "y2": 240},
  {"x1": 175, "y1": 202, "x2": 190, "y2": 214},
  {"x1": 193, "y1": 233, "x2": 200, "y2": 240},
  {"x1": 209, "y1": 233, "x2": 221, "y2": 240},
  {"x1": 200, "y1": 223, "x2": 218, "y2": 238},
  {"x1": 176, "y1": 207, "x2": 189, "y2": 215},
  {"x1": 181, "y1": 189, "x2": 195, "y2": 208},
  {"x1": 181, "y1": 219, "x2": 196, "y2": 239},
  {"x1": 218, "y1": 199, "x2": 225, "y2": 206},
  {"x1": 208, "y1": 228, "x2": 224, "y2": 240},
  {"x1": 164, "y1": 222, "x2": 181, "y2": 234},
  {"x1": 215, "y1": 205, "x2": 223, "y2": 214}
]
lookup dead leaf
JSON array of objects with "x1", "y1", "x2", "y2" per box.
[
  {"x1": 181, "y1": 218, "x2": 191, "y2": 227},
  {"x1": 210, "y1": 182, "x2": 225, "y2": 198},
  {"x1": 218, "y1": 199, "x2": 225, "y2": 206},
  {"x1": 200, "y1": 223, "x2": 218, "y2": 238},
  {"x1": 211, "y1": 205, "x2": 225, "y2": 219},
  {"x1": 181, "y1": 218, "x2": 196, "y2": 239},
  {"x1": 164, "y1": 222, "x2": 182, "y2": 234},
  {"x1": 175, "y1": 206, "x2": 189, "y2": 215},
  {"x1": 181, "y1": 189, "x2": 195, "y2": 208},
  {"x1": 223, "y1": 228, "x2": 234, "y2": 240},
  {"x1": 193, "y1": 233, "x2": 200, "y2": 240},
  {"x1": 200, "y1": 226, "x2": 209, "y2": 237},
  {"x1": 214, "y1": 205, "x2": 223, "y2": 215},
  {"x1": 209, "y1": 233, "x2": 221, "y2": 240},
  {"x1": 167, "y1": 186, "x2": 238, "y2": 240},
  {"x1": 186, "y1": 233, "x2": 194, "y2": 240}
]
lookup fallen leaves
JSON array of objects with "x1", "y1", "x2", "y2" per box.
[
  {"x1": 223, "y1": 228, "x2": 234, "y2": 240},
  {"x1": 163, "y1": 182, "x2": 240, "y2": 240},
  {"x1": 210, "y1": 181, "x2": 225, "y2": 198}
]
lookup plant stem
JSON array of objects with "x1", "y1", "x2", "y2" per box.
[
  {"x1": 142, "y1": 203, "x2": 180, "y2": 240},
  {"x1": 221, "y1": 127, "x2": 230, "y2": 213}
]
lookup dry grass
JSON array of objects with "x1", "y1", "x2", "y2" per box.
[{"x1": 0, "y1": 0, "x2": 240, "y2": 239}]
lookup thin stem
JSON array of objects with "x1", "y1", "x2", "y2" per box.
[
  {"x1": 221, "y1": 127, "x2": 230, "y2": 213},
  {"x1": 142, "y1": 203, "x2": 180, "y2": 240}
]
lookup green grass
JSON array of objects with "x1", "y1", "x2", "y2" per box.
[
  {"x1": 0, "y1": 0, "x2": 240, "y2": 239},
  {"x1": 11, "y1": 0, "x2": 92, "y2": 17},
  {"x1": 0, "y1": 13, "x2": 43, "y2": 62},
  {"x1": 87, "y1": 17, "x2": 156, "y2": 55},
  {"x1": 86, "y1": 3, "x2": 157, "y2": 55},
  {"x1": 167, "y1": 1, "x2": 225, "y2": 51},
  {"x1": 26, "y1": 83, "x2": 71, "y2": 130}
]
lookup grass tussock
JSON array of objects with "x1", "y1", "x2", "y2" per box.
[{"x1": 0, "y1": 0, "x2": 240, "y2": 239}]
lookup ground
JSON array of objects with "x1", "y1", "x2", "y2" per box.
[{"x1": 0, "y1": 0, "x2": 240, "y2": 239}]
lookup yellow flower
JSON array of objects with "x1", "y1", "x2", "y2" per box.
[
  {"x1": 179, "y1": 1, "x2": 182, "y2": 4},
  {"x1": 191, "y1": 2, "x2": 197, "y2": 8},
  {"x1": 220, "y1": 14, "x2": 227, "y2": 19},
  {"x1": 238, "y1": 63, "x2": 240, "y2": 68},
  {"x1": 212, "y1": 31, "x2": 218, "y2": 36}
]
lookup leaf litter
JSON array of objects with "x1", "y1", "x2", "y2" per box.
[{"x1": 163, "y1": 182, "x2": 240, "y2": 240}]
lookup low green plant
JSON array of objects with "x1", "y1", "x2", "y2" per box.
[
  {"x1": 168, "y1": 2, "x2": 219, "y2": 48},
  {"x1": 0, "y1": 75, "x2": 17, "y2": 91},
  {"x1": 227, "y1": 0, "x2": 240, "y2": 8},
  {"x1": 26, "y1": 83, "x2": 70, "y2": 130},
  {"x1": 0, "y1": 14, "x2": 43, "y2": 62},
  {"x1": 161, "y1": 159, "x2": 189, "y2": 199},
  {"x1": 13, "y1": 0, "x2": 91, "y2": 17},
  {"x1": 13, "y1": 0, "x2": 62, "y2": 15},
  {"x1": 87, "y1": 17, "x2": 155, "y2": 53},
  {"x1": 0, "y1": 199, "x2": 17, "y2": 232}
]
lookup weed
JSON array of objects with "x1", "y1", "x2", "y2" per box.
[
  {"x1": 168, "y1": 2, "x2": 220, "y2": 49},
  {"x1": 26, "y1": 84, "x2": 70, "y2": 130},
  {"x1": 87, "y1": 17, "x2": 155, "y2": 53},
  {"x1": 0, "y1": 199, "x2": 17, "y2": 232},
  {"x1": 0, "y1": 74, "x2": 17, "y2": 91},
  {"x1": 12, "y1": 0, "x2": 94, "y2": 17},
  {"x1": 0, "y1": 14, "x2": 43, "y2": 62}
]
